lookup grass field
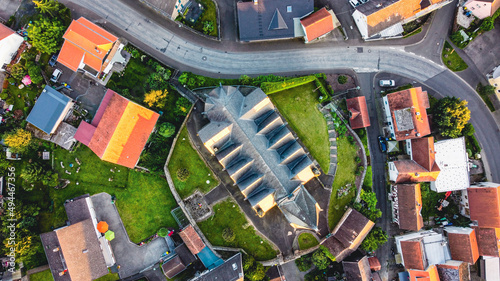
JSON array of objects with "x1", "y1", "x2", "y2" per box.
[
  {"x1": 167, "y1": 126, "x2": 218, "y2": 198},
  {"x1": 30, "y1": 270, "x2": 53, "y2": 281},
  {"x1": 442, "y1": 41, "x2": 468, "y2": 72},
  {"x1": 95, "y1": 273, "x2": 120, "y2": 281},
  {"x1": 328, "y1": 136, "x2": 358, "y2": 229},
  {"x1": 38, "y1": 145, "x2": 178, "y2": 243},
  {"x1": 269, "y1": 82, "x2": 330, "y2": 172},
  {"x1": 298, "y1": 233, "x2": 319, "y2": 250},
  {"x1": 198, "y1": 200, "x2": 278, "y2": 260}
]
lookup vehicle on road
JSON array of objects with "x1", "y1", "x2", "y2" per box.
[
  {"x1": 50, "y1": 69, "x2": 62, "y2": 83},
  {"x1": 379, "y1": 79, "x2": 396, "y2": 87},
  {"x1": 378, "y1": 136, "x2": 387, "y2": 152},
  {"x1": 49, "y1": 54, "x2": 58, "y2": 67}
]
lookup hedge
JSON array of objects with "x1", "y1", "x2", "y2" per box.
[{"x1": 261, "y1": 76, "x2": 316, "y2": 94}]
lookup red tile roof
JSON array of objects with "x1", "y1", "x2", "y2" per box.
[
  {"x1": 447, "y1": 229, "x2": 479, "y2": 264},
  {"x1": 473, "y1": 226, "x2": 500, "y2": 257},
  {"x1": 401, "y1": 240, "x2": 426, "y2": 270},
  {"x1": 468, "y1": 184, "x2": 500, "y2": 228},
  {"x1": 161, "y1": 256, "x2": 186, "y2": 278},
  {"x1": 57, "y1": 17, "x2": 118, "y2": 73},
  {"x1": 73, "y1": 121, "x2": 96, "y2": 146},
  {"x1": 0, "y1": 23, "x2": 15, "y2": 41},
  {"x1": 74, "y1": 89, "x2": 159, "y2": 169},
  {"x1": 347, "y1": 96, "x2": 371, "y2": 129},
  {"x1": 411, "y1": 137, "x2": 439, "y2": 172},
  {"x1": 300, "y1": 8, "x2": 335, "y2": 42},
  {"x1": 392, "y1": 160, "x2": 440, "y2": 183},
  {"x1": 368, "y1": 256, "x2": 381, "y2": 271},
  {"x1": 397, "y1": 183, "x2": 424, "y2": 231},
  {"x1": 386, "y1": 87, "x2": 431, "y2": 140},
  {"x1": 408, "y1": 265, "x2": 440, "y2": 281},
  {"x1": 179, "y1": 225, "x2": 206, "y2": 255}
]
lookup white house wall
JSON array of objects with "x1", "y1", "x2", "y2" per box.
[{"x1": 0, "y1": 33, "x2": 23, "y2": 71}]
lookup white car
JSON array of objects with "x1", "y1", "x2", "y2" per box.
[
  {"x1": 50, "y1": 69, "x2": 62, "y2": 83},
  {"x1": 349, "y1": 0, "x2": 360, "y2": 7},
  {"x1": 379, "y1": 79, "x2": 395, "y2": 87}
]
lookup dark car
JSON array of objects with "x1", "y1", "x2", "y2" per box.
[
  {"x1": 378, "y1": 136, "x2": 387, "y2": 153},
  {"x1": 49, "y1": 54, "x2": 58, "y2": 67}
]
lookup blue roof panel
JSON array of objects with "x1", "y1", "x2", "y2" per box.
[{"x1": 26, "y1": 86, "x2": 71, "y2": 134}]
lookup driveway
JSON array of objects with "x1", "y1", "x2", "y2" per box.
[
  {"x1": 0, "y1": 0, "x2": 21, "y2": 20},
  {"x1": 464, "y1": 21, "x2": 500, "y2": 75},
  {"x1": 91, "y1": 193, "x2": 171, "y2": 279}
]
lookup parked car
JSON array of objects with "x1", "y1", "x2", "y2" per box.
[
  {"x1": 50, "y1": 69, "x2": 62, "y2": 83},
  {"x1": 379, "y1": 79, "x2": 396, "y2": 87},
  {"x1": 349, "y1": 0, "x2": 361, "y2": 7},
  {"x1": 48, "y1": 54, "x2": 58, "y2": 67},
  {"x1": 378, "y1": 136, "x2": 387, "y2": 152}
]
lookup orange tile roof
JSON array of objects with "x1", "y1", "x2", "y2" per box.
[
  {"x1": 411, "y1": 137, "x2": 439, "y2": 172},
  {"x1": 347, "y1": 96, "x2": 371, "y2": 129},
  {"x1": 408, "y1": 265, "x2": 440, "y2": 281},
  {"x1": 76, "y1": 90, "x2": 159, "y2": 169},
  {"x1": 300, "y1": 8, "x2": 335, "y2": 42},
  {"x1": 473, "y1": 227, "x2": 500, "y2": 257},
  {"x1": 397, "y1": 183, "x2": 424, "y2": 231},
  {"x1": 179, "y1": 225, "x2": 206, "y2": 255},
  {"x1": 393, "y1": 160, "x2": 440, "y2": 183},
  {"x1": 0, "y1": 23, "x2": 15, "y2": 41},
  {"x1": 447, "y1": 229, "x2": 479, "y2": 264},
  {"x1": 468, "y1": 184, "x2": 500, "y2": 228},
  {"x1": 401, "y1": 240, "x2": 426, "y2": 270},
  {"x1": 57, "y1": 17, "x2": 118, "y2": 73}
]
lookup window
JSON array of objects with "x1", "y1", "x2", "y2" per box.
[{"x1": 287, "y1": 6, "x2": 292, "y2": 12}]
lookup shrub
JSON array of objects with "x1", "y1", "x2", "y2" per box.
[
  {"x1": 481, "y1": 17, "x2": 494, "y2": 31},
  {"x1": 174, "y1": 97, "x2": 192, "y2": 116},
  {"x1": 338, "y1": 75, "x2": 348, "y2": 84},
  {"x1": 347, "y1": 135, "x2": 354, "y2": 144},
  {"x1": 144, "y1": 89, "x2": 168, "y2": 108},
  {"x1": 176, "y1": 168, "x2": 189, "y2": 181},
  {"x1": 222, "y1": 227, "x2": 235, "y2": 242},
  {"x1": 355, "y1": 156, "x2": 361, "y2": 163},
  {"x1": 158, "y1": 228, "x2": 168, "y2": 237},
  {"x1": 261, "y1": 76, "x2": 316, "y2": 94},
  {"x1": 202, "y1": 21, "x2": 215, "y2": 35},
  {"x1": 295, "y1": 255, "x2": 312, "y2": 272},
  {"x1": 158, "y1": 122, "x2": 176, "y2": 138},
  {"x1": 10, "y1": 64, "x2": 27, "y2": 81},
  {"x1": 26, "y1": 62, "x2": 43, "y2": 84}
]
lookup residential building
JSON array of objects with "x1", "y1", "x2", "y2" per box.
[
  {"x1": 321, "y1": 208, "x2": 374, "y2": 261},
  {"x1": 193, "y1": 252, "x2": 244, "y2": 281},
  {"x1": 236, "y1": 0, "x2": 313, "y2": 42},
  {"x1": 458, "y1": 189, "x2": 470, "y2": 218},
  {"x1": 346, "y1": 96, "x2": 371, "y2": 129},
  {"x1": 430, "y1": 137, "x2": 469, "y2": 193},
  {"x1": 465, "y1": 0, "x2": 500, "y2": 19},
  {"x1": 178, "y1": 225, "x2": 224, "y2": 270},
  {"x1": 388, "y1": 137, "x2": 440, "y2": 183},
  {"x1": 0, "y1": 23, "x2": 24, "y2": 71},
  {"x1": 352, "y1": 0, "x2": 452, "y2": 39},
  {"x1": 390, "y1": 183, "x2": 424, "y2": 231},
  {"x1": 445, "y1": 227, "x2": 479, "y2": 264},
  {"x1": 479, "y1": 256, "x2": 500, "y2": 281},
  {"x1": 395, "y1": 230, "x2": 451, "y2": 270},
  {"x1": 57, "y1": 17, "x2": 125, "y2": 78},
  {"x1": 198, "y1": 86, "x2": 321, "y2": 231},
  {"x1": 342, "y1": 253, "x2": 372, "y2": 281},
  {"x1": 74, "y1": 89, "x2": 159, "y2": 169},
  {"x1": 300, "y1": 8, "x2": 338, "y2": 43},
  {"x1": 487, "y1": 65, "x2": 500, "y2": 100},
  {"x1": 473, "y1": 226, "x2": 500, "y2": 257},
  {"x1": 382, "y1": 87, "x2": 431, "y2": 141},
  {"x1": 407, "y1": 264, "x2": 440, "y2": 281},
  {"x1": 40, "y1": 194, "x2": 115, "y2": 281},
  {"x1": 467, "y1": 182, "x2": 500, "y2": 228},
  {"x1": 436, "y1": 260, "x2": 469, "y2": 281},
  {"x1": 161, "y1": 244, "x2": 197, "y2": 279}
]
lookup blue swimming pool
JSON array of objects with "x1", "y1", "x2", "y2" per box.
[{"x1": 197, "y1": 247, "x2": 224, "y2": 270}]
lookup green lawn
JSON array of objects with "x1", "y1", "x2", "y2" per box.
[
  {"x1": 298, "y1": 233, "x2": 319, "y2": 250},
  {"x1": 442, "y1": 41, "x2": 468, "y2": 72},
  {"x1": 167, "y1": 126, "x2": 218, "y2": 199},
  {"x1": 30, "y1": 269, "x2": 53, "y2": 281},
  {"x1": 39, "y1": 145, "x2": 178, "y2": 243},
  {"x1": 328, "y1": 136, "x2": 358, "y2": 229},
  {"x1": 269, "y1": 82, "x2": 330, "y2": 172},
  {"x1": 193, "y1": 0, "x2": 218, "y2": 37},
  {"x1": 95, "y1": 273, "x2": 120, "y2": 281},
  {"x1": 107, "y1": 57, "x2": 152, "y2": 102},
  {"x1": 198, "y1": 200, "x2": 278, "y2": 261}
]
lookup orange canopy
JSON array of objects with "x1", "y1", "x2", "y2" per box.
[{"x1": 97, "y1": 221, "x2": 109, "y2": 233}]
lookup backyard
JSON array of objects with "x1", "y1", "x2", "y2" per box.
[
  {"x1": 298, "y1": 233, "x2": 319, "y2": 250},
  {"x1": 328, "y1": 136, "x2": 358, "y2": 229},
  {"x1": 269, "y1": 82, "x2": 330, "y2": 172},
  {"x1": 197, "y1": 200, "x2": 278, "y2": 261},
  {"x1": 442, "y1": 41, "x2": 468, "y2": 72},
  {"x1": 38, "y1": 145, "x2": 178, "y2": 243},
  {"x1": 167, "y1": 126, "x2": 218, "y2": 199},
  {"x1": 30, "y1": 270, "x2": 119, "y2": 281}
]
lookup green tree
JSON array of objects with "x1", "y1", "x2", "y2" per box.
[
  {"x1": 178, "y1": 72, "x2": 189, "y2": 85},
  {"x1": 481, "y1": 17, "x2": 494, "y2": 31},
  {"x1": 33, "y1": 0, "x2": 58, "y2": 16},
  {"x1": 361, "y1": 227, "x2": 388, "y2": 252},
  {"x1": 144, "y1": 89, "x2": 168, "y2": 107},
  {"x1": 461, "y1": 123, "x2": 475, "y2": 137},
  {"x1": 432, "y1": 97, "x2": 471, "y2": 138},
  {"x1": 26, "y1": 62, "x2": 44, "y2": 84},
  {"x1": 158, "y1": 122, "x2": 176, "y2": 138},
  {"x1": 10, "y1": 63, "x2": 27, "y2": 80},
  {"x1": 28, "y1": 17, "x2": 66, "y2": 54},
  {"x1": 21, "y1": 163, "x2": 44, "y2": 186},
  {"x1": 4, "y1": 128, "x2": 33, "y2": 152},
  {"x1": 239, "y1": 75, "x2": 251, "y2": 85},
  {"x1": 295, "y1": 255, "x2": 312, "y2": 272},
  {"x1": 337, "y1": 75, "x2": 348, "y2": 84},
  {"x1": 353, "y1": 190, "x2": 382, "y2": 221},
  {"x1": 243, "y1": 255, "x2": 255, "y2": 271},
  {"x1": 203, "y1": 21, "x2": 214, "y2": 35},
  {"x1": 247, "y1": 262, "x2": 267, "y2": 281},
  {"x1": 312, "y1": 248, "x2": 330, "y2": 270},
  {"x1": 174, "y1": 97, "x2": 192, "y2": 116}
]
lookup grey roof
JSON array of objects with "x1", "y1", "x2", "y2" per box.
[
  {"x1": 278, "y1": 186, "x2": 319, "y2": 231},
  {"x1": 266, "y1": 124, "x2": 293, "y2": 149},
  {"x1": 27, "y1": 86, "x2": 72, "y2": 134},
  {"x1": 237, "y1": 0, "x2": 313, "y2": 41},
  {"x1": 199, "y1": 86, "x2": 318, "y2": 230},
  {"x1": 194, "y1": 252, "x2": 244, "y2": 281},
  {"x1": 342, "y1": 254, "x2": 372, "y2": 281},
  {"x1": 394, "y1": 108, "x2": 414, "y2": 131},
  {"x1": 175, "y1": 243, "x2": 197, "y2": 266},
  {"x1": 237, "y1": 173, "x2": 264, "y2": 195},
  {"x1": 64, "y1": 194, "x2": 92, "y2": 225},
  {"x1": 40, "y1": 231, "x2": 71, "y2": 281}
]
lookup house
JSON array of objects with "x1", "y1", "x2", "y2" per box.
[
  {"x1": 465, "y1": 0, "x2": 500, "y2": 19},
  {"x1": 487, "y1": 65, "x2": 500, "y2": 100},
  {"x1": 445, "y1": 227, "x2": 479, "y2": 264},
  {"x1": 40, "y1": 195, "x2": 115, "y2": 281},
  {"x1": 407, "y1": 264, "x2": 440, "y2": 281},
  {"x1": 352, "y1": 0, "x2": 452, "y2": 39},
  {"x1": 430, "y1": 137, "x2": 469, "y2": 193},
  {"x1": 395, "y1": 230, "x2": 451, "y2": 270},
  {"x1": 321, "y1": 208, "x2": 375, "y2": 261},
  {"x1": 388, "y1": 137, "x2": 440, "y2": 183},
  {"x1": 473, "y1": 226, "x2": 500, "y2": 257},
  {"x1": 198, "y1": 86, "x2": 321, "y2": 231},
  {"x1": 0, "y1": 23, "x2": 24, "y2": 72},
  {"x1": 161, "y1": 243, "x2": 197, "y2": 278},
  {"x1": 382, "y1": 87, "x2": 431, "y2": 141},
  {"x1": 436, "y1": 260, "x2": 470, "y2": 281},
  {"x1": 26, "y1": 86, "x2": 74, "y2": 135},
  {"x1": 74, "y1": 89, "x2": 159, "y2": 169},
  {"x1": 467, "y1": 182, "x2": 500, "y2": 228},
  {"x1": 342, "y1": 253, "x2": 372, "y2": 281},
  {"x1": 236, "y1": 0, "x2": 313, "y2": 42},
  {"x1": 300, "y1": 8, "x2": 338, "y2": 43},
  {"x1": 346, "y1": 96, "x2": 371, "y2": 129},
  {"x1": 179, "y1": 225, "x2": 206, "y2": 255},
  {"x1": 193, "y1": 252, "x2": 244, "y2": 281},
  {"x1": 389, "y1": 183, "x2": 424, "y2": 231},
  {"x1": 57, "y1": 17, "x2": 124, "y2": 78},
  {"x1": 479, "y1": 256, "x2": 500, "y2": 281}
]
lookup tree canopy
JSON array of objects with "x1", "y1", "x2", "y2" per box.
[
  {"x1": 432, "y1": 97, "x2": 471, "y2": 138},
  {"x1": 353, "y1": 190, "x2": 382, "y2": 221},
  {"x1": 28, "y1": 17, "x2": 66, "y2": 54},
  {"x1": 361, "y1": 227, "x2": 388, "y2": 252},
  {"x1": 4, "y1": 128, "x2": 33, "y2": 152},
  {"x1": 144, "y1": 89, "x2": 168, "y2": 108}
]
